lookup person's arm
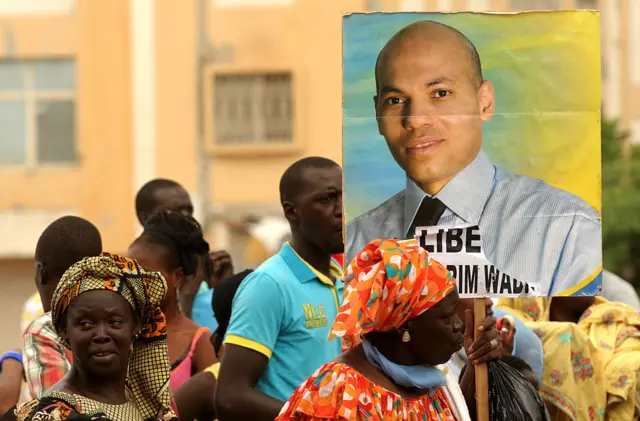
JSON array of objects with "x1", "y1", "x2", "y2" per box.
[
  {"x1": 0, "y1": 352, "x2": 23, "y2": 414},
  {"x1": 0, "y1": 401, "x2": 20, "y2": 421},
  {"x1": 214, "y1": 273, "x2": 286, "y2": 421},
  {"x1": 459, "y1": 310, "x2": 502, "y2": 421},
  {"x1": 493, "y1": 307, "x2": 544, "y2": 384},
  {"x1": 174, "y1": 370, "x2": 217, "y2": 421},
  {"x1": 216, "y1": 345, "x2": 285, "y2": 421},
  {"x1": 210, "y1": 250, "x2": 234, "y2": 288},
  {"x1": 193, "y1": 331, "x2": 217, "y2": 374},
  {"x1": 22, "y1": 321, "x2": 70, "y2": 399},
  {"x1": 181, "y1": 250, "x2": 235, "y2": 318},
  {"x1": 496, "y1": 315, "x2": 516, "y2": 355},
  {"x1": 458, "y1": 362, "x2": 476, "y2": 421},
  {"x1": 550, "y1": 211, "x2": 602, "y2": 295}
]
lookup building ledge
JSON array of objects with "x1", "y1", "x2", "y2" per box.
[{"x1": 0, "y1": 208, "x2": 78, "y2": 257}]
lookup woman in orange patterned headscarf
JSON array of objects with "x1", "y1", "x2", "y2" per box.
[{"x1": 276, "y1": 239, "x2": 472, "y2": 421}]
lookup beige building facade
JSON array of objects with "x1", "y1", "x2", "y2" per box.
[{"x1": 0, "y1": 0, "x2": 637, "y2": 350}]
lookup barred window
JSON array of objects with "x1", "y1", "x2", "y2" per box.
[{"x1": 214, "y1": 74, "x2": 293, "y2": 145}]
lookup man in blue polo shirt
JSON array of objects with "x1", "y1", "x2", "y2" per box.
[{"x1": 216, "y1": 157, "x2": 345, "y2": 421}]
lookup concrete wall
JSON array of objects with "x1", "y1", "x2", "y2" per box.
[{"x1": 0, "y1": 259, "x2": 38, "y2": 351}]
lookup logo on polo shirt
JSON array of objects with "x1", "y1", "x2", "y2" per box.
[{"x1": 302, "y1": 304, "x2": 328, "y2": 329}]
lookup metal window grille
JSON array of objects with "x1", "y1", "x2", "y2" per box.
[{"x1": 214, "y1": 73, "x2": 293, "y2": 145}]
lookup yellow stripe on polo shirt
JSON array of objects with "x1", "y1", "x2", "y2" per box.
[
  {"x1": 204, "y1": 362, "x2": 221, "y2": 378},
  {"x1": 224, "y1": 334, "x2": 273, "y2": 359},
  {"x1": 288, "y1": 246, "x2": 343, "y2": 311}
]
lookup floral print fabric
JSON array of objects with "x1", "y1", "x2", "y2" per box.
[
  {"x1": 275, "y1": 362, "x2": 457, "y2": 421},
  {"x1": 498, "y1": 296, "x2": 640, "y2": 421}
]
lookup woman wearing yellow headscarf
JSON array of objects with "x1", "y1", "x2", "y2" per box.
[
  {"x1": 1, "y1": 253, "x2": 178, "y2": 421},
  {"x1": 498, "y1": 296, "x2": 640, "y2": 421},
  {"x1": 276, "y1": 239, "x2": 479, "y2": 421}
]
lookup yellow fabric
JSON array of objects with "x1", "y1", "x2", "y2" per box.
[
  {"x1": 48, "y1": 391, "x2": 144, "y2": 420},
  {"x1": 243, "y1": 237, "x2": 271, "y2": 268},
  {"x1": 498, "y1": 297, "x2": 640, "y2": 421},
  {"x1": 290, "y1": 247, "x2": 343, "y2": 287},
  {"x1": 204, "y1": 362, "x2": 220, "y2": 379},
  {"x1": 223, "y1": 334, "x2": 273, "y2": 358}
]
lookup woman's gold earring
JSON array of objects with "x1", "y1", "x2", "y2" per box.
[{"x1": 402, "y1": 330, "x2": 411, "y2": 343}]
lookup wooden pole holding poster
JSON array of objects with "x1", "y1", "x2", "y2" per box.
[{"x1": 474, "y1": 298, "x2": 489, "y2": 421}]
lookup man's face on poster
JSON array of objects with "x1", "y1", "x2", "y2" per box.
[{"x1": 374, "y1": 24, "x2": 495, "y2": 193}]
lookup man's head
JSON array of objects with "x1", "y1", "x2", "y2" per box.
[
  {"x1": 135, "y1": 178, "x2": 194, "y2": 226},
  {"x1": 374, "y1": 20, "x2": 495, "y2": 194},
  {"x1": 35, "y1": 216, "x2": 103, "y2": 312},
  {"x1": 402, "y1": 290, "x2": 465, "y2": 365},
  {"x1": 279, "y1": 157, "x2": 344, "y2": 255},
  {"x1": 126, "y1": 210, "x2": 210, "y2": 312}
]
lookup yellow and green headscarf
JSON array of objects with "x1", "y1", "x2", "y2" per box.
[{"x1": 51, "y1": 252, "x2": 176, "y2": 421}]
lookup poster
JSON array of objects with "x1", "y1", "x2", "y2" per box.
[
  {"x1": 343, "y1": 11, "x2": 602, "y2": 297},
  {"x1": 416, "y1": 224, "x2": 543, "y2": 297}
]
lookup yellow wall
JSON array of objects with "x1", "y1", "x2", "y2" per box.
[
  {"x1": 0, "y1": 0, "x2": 135, "y2": 254},
  {"x1": 76, "y1": 0, "x2": 134, "y2": 253},
  {"x1": 202, "y1": 0, "x2": 363, "y2": 206},
  {"x1": 0, "y1": 0, "x2": 637, "y2": 258},
  {"x1": 0, "y1": 15, "x2": 80, "y2": 211},
  {"x1": 0, "y1": 259, "x2": 38, "y2": 352},
  {"x1": 155, "y1": 0, "x2": 199, "y2": 197}
]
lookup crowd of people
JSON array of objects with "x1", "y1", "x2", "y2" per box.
[
  {"x1": 0, "y1": 18, "x2": 639, "y2": 421},
  {"x1": 0, "y1": 155, "x2": 636, "y2": 420}
]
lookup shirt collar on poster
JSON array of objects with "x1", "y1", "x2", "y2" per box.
[{"x1": 403, "y1": 149, "x2": 496, "y2": 237}]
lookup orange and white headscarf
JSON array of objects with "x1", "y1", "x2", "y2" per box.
[{"x1": 329, "y1": 239, "x2": 457, "y2": 350}]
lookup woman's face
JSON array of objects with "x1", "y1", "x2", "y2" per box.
[
  {"x1": 407, "y1": 290, "x2": 465, "y2": 365},
  {"x1": 62, "y1": 290, "x2": 137, "y2": 378}
]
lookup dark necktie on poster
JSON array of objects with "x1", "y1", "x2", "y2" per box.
[
  {"x1": 407, "y1": 197, "x2": 447, "y2": 237},
  {"x1": 407, "y1": 197, "x2": 540, "y2": 297}
]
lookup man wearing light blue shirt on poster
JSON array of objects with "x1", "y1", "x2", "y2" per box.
[{"x1": 346, "y1": 20, "x2": 602, "y2": 297}]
